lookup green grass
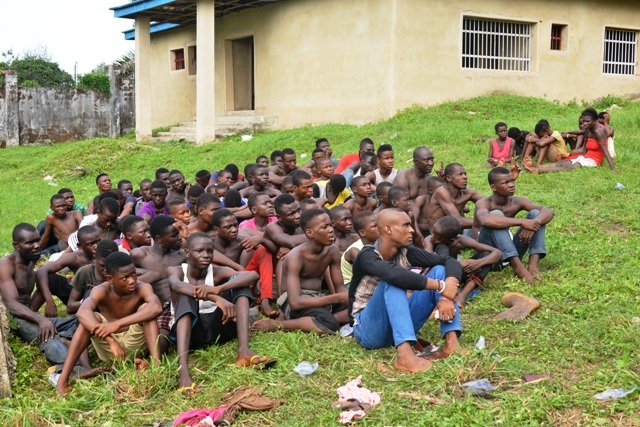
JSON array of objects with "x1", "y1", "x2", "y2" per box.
[{"x1": 1, "y1": 94, "x2": 640, "y2": 426}]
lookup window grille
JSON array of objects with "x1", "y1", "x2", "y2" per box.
[
  {"x1": 462, "y1": 17, "x2": 531, "y2": 71},
  {"x1": 603, "y1": 28, "x2": 636, "y2": 75},
  {"x1": 550, "y1": 24, "x2": 564, "y2": 50}
]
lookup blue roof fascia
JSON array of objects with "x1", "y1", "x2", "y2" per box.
[
  {"x1": 111, "y1": 0, "x2": 178, "y2": 18},
  {"x1": 124, "y1": 22, "x2": 181, "y2": 40}
]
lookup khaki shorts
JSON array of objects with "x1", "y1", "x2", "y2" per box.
[{"x1": 91, "y1": 313, "x2": 147, "y2": 361}]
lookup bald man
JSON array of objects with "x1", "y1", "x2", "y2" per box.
[
  {"x1": 393, "y1": 146, "x2": 434, "y2": 200},
  {"x1": 348, "y1": 209, "x2": 462, "y2": 373}
]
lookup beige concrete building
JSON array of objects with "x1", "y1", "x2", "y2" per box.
[{"x1": 113, "y1": 0, "x2": 640, "y2": 143}]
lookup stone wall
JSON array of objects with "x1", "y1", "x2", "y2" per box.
[{"x1": 0, "y1": 67, "x2": 135, "y2": 147}]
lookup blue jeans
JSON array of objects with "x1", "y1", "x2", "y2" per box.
[
  {"x1": 14, "y1": 316, "x2": 77, "y2": 364},
  {"x1": 353, "y1": 266, "x2": 462, "y2": 349},
  {"x1": 478, "y1": 209, "x2": 546, "y2": 261}
]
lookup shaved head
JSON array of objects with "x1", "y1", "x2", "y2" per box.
[{"x1": 377, "y1": 209, "x2": 413, "y2": 248}]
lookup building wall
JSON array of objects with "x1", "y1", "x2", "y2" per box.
[
  {"x1": 145, "y1": 0, "x2": 640, "y2": 130},
  {"x1": 393, "y1": 0, "x2": 640, "y2": 112}
]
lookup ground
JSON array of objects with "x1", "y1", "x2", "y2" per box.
[{"x1": 0, "y1": 95, "x2": 639, "y2": 426}]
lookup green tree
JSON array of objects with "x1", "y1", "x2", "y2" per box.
[
  {"x1": 9, "y1": 55, "x2": 74, "y2": 88},
  {"x1": 77, "y1": 70, "x2": 110, "y2": 96}
]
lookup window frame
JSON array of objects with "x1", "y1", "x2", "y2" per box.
[{"x1": 602, "y1": 27, "x2": 637, "y2": 76}]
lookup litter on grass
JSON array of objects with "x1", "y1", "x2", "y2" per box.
[
  {"x1": 475, "y1": 336, "x2": 486, "y2": 350},
  {"x1": 293, "y1": 361, "x2": 318, "y2": 376},
  {"x1": 594, "y1": 387, "x2": 637, "y2": 401}
]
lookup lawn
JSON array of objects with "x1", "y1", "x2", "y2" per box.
[{"x1": 0, "y1": 95, "x2": 639, "y2": 426}]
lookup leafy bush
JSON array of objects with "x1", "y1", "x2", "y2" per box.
[
  {"x1": 77, "y1": 70, "x2": 110, "y2": 96},
  {"x1": 9, "y1": 57, "x2": 74, "y2": 88}
]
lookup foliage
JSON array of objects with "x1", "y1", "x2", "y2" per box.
[
  {"x1": 114, "y1": 51, "x2": 135, "y2": 80},
  {"x1": 8, "y1": 56, "x2": 74, "y2": 89},
  {"x1": 77, "y1": 71, "x2": 110, "y2": 97},
  {"x1": 0, "y1": 95, "x2": 639, "y2": 425}
]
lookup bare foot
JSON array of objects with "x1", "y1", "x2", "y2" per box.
[
  {"x1": 251, "y1": 318, "x2": 282, "y2": 332},
  {"x1": 493, "y1": 292, "x2": 541, "y2": 321},
  {"x1": 260, "y1": 299, "x2": 280, "y2": 319},
  {"x1": 394, "y1": 342, "x2": 433, "y2": 373},
  {"x1": 134, "y1": 358, "x2": 149, "y2": 370},
  {"x1": 510, "y1": 163, "x2": 522, "y2": 180}
]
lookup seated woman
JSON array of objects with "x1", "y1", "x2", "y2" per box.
[{"x1": 523, "y1": 109, "x2": 615, "y2": 173}]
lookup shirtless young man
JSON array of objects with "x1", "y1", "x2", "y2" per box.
[
  {"x1": 413, "y1": 176, "x2": 444, "y2": 236},
  {"x1": 40, "y1": 194, "x2": 83, "y2": 252},
  {"x1": 252, "y1": 209, "x2": 348, "y2": 334},
  {"x1": 240, "y1": 164, "x2": 281, "y2": 199},
  {"x1": 188, "y1": 193, "x2": 221, "y2": 235},
  {"x1": 328, "y1": 206, "x2": 359, "y2": 252},
  {"x1": 344, "y1": 176, "x2": 376, "y2": 216},
  {"x1": 87, "y1": 173, "x2": 112, "y2": 214},
  {"x1": 119, "y1": 215, "x2": 152, "y2": 254},
  {"x1": 33, "y1": 226, "x2": 101, "y2": 315},
  {"x1": 0, "y1": 224, "x2": 78, "y2": 365},
  {"x1": 131, "y1": 215, "x2": 185, "y2": 351},
  {"x1": 168, "y1": 233, "x2": 274, "y2": 393},
  {"x1": 475, "y1": 167, "x2": 554, "y2": 284},
  {"x1": 425, "y1": 163, "x2": 483, "y2": 236},
  {"x1": 393, "y1": 146, "x2": 435, "y2": 200},
  {"x1": 167, "y1": 170, "x2": 190, "y2": 202},
  {"x1": 57, "y1": 252, "x2": 162, "y2": 396}
]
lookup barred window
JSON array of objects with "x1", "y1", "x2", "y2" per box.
[
  {"x1": 462, "y1": 17, "x2": 531, "y2": 71},
  {"x1": 603, "y1": 28, "x2": 636, "y2": 75},
  {"x1": 171, "y1": 48, "x2": 185, "y2": 71}
]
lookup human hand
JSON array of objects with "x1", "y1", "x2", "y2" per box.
[
  {"x1": 92, "y1": 321, "x2": 121, "y2": 339},
  {"x1": 519, "y1": 228, "x2": 534, "y2": 243},
  {"x1": 521, "y1": 219, "x2": 541, "y2": 232},
  {"x1": 240, "y1": 235, "x2": 262, "y2": 251},
  {"x1": 277, "y1": 247, "x2": 290, "y2": 260},
  {"x1": 460, "y1": 259, "x2": 481, "y2": 274},
  {"x1": 216, "y1": 298, "x2": 236, "y2": 324},
  {"x1": 107, "y1": 338, "x2": 125, "y2": 361},
  {"x1": 38, "y1": 318, "x2": 57, "y2": 343},
  {"x1": 44, "y1": 300, "x2": 58, "y2": 317},
  {"x1": 192, "y1": 284, "x2": 210, "y2": 299},
  {"x1": 435, "y1": 298, "x2": 456, "y2": 323}
]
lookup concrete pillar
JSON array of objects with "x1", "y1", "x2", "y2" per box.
[
  {"x1": 0, "y1": 297, "x2": 15, "y2": 397},
  {"x1": 4, "y1": 71, "x2": 19, "y2": 147},
  {"x1": 107, "y1": 65, "x2": 121, "y2": 138},
  {"x1": 135, "y1": 16, "x2": 152, "y2": 141},
  {"x1": 196, "y1": 0, "x2": 216, "y2": 144}
]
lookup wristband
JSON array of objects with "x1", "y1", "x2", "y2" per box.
[{"x1": 436, "y1": 280, "x2": 446, "y2": 294}]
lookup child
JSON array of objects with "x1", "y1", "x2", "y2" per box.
[
  {"x1": 366, "y1": 144, "x2": 398, "y2": 185},
  {"x1": 194, "y1": 170, "x2": 212, "y2": 189},
  {"x1": 67, "y1": 239, "x2": 119, "y2": 314},
  {"x1": 40, "y1": 195, "x2": 83, "y2": 253},
  {"x1": 138, "y1": 180, "x2": 169, "y2": 222},
  {"x1": 280, "y1": 176, "x2": 295, "y2": 195},
  {"x1": 373, "y1": 181, "x2": 393, "y2": 214},
  {"x1": 119, "y1": 215, "x2": 152, "y2": 254},
  {"x1": 388, "y1": 186, "x2": 424, "y2": 248},
  {"x1": 55, "y1": 188, "x2": 86, "y2": 216},
  {"x1": 214, "y1": 183, "x2": 229, "y2": 200},
  {"x1": 488, "y1": 122, "x2": 515, "y2": 167},
  {"x1": 134, "y1": 179, "x2": 152, "y2": 215},
  {"x1": 425, "y1": 216, "x2": 501, "y2": 309},
  {"x1": 256, "y1": 155, "x2": 269, "y2": 167},
  {"x1": 314, "y1": 157, "x2": 335, "y2": 181},
  {"x1": 344, "y1": 176, "x2": 376, "y2": 216},
  {"x1": 168, "y1": 233, "x2": 275, "y2": 393},
  {"x1": 340, "y1": 212, "x2": 379, "y2": 288},
  {"x1": 328, "y1": 206, "x2": 359, "y2": 252},
  {"x1": 252, "y1": 209, "x2": 348, "y2": 334},
  {"x1": 186, "y1": 184, "x2": 205, "y2": 217},
  {"x1": 188, "y1": 193, "x2": 221, "y2": 234},
  {"x1": 314, "y1": 174, "x2": 352, "y2": 209},
  {"x1": 167, "y1": 199, "x2": 192, "y2": 241},
  {"x1": 292, "y1": 170, "x2": 314, "y2": 202},
  {"x1": 56, "y1": 252, "x2": 162, "y2": 396}
]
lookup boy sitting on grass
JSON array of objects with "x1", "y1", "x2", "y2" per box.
[
  {"x1": 40, "y1": 194, "x2": 83, "y2": 254},
  {"x1": 344, "y1": 176, "x2": 376, "y2": 216},
  {"x1": 168, "y1": 233, "x2": 274, "y2": 394},
  {"x1": 56, "y1": 252, "x2": 162, "y2": 396},
  {"x1": 252, "y1": 209, "x2": 348, "y2": 334},
  {"x1": 328, "y1": 206, "x2": 359, "y2": 252}
]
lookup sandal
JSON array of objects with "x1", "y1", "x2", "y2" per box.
[
  {"x1": 234, "y1": 355, "x2": 277, "y2": 369},
  {"x1": 177, "y1": 382, "x2": 200, "y2": 396}
]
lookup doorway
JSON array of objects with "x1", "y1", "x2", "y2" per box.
[{"x1": 225, "y1": 36, "x2": 255, "y2": 111}]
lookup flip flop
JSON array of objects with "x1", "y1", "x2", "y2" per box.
[
  {"x1": 235, "y1": 355, "x2": 277, "y2": 369},
  {"x1": 177, "y1": 382, "x2": 200, "y2": 396}
]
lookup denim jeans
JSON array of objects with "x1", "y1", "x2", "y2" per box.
[
  {"x1": 14, "y1": 316, "x2": 77, "y2": 364},
  {"x1": 353, "y1": 266, "x2": 462, "y2": 349},
  {"x1": 478, "y1": 209, "x2": 547, "y2": 261}
]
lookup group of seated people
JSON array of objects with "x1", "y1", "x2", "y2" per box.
[
  {"x1": 1, "y1": 129, "x2": 560, "y2": 397},
  {"x1": 487, "y1": 108, "x2": 616, "y2": 173}
]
